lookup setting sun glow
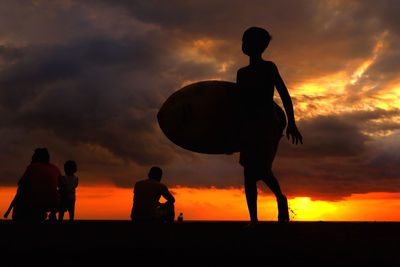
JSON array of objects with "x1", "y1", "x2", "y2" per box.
[{"x1": 2, "y1": 186, "x2": 399, "y2": 221}]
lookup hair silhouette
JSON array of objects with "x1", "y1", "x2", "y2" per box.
[
  {"x1": 242, "y1": 27, "x2": 271, "y2": 56},
  {"x1": 64, "y1": 160, "x2": 77, "y2": 176},
  {"x1": 148, "y1": 166, "x2": 163, "y2": 181},
  {"x1": 31, "y1": 148, "x2": 50, "y2": 164}
]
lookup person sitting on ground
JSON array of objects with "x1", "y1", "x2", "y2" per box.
[
  {"x1": 15, "y1": 148, "x2": 65, "y2": 222},
  {"x1": 59, "y1": 160, "x2": 79, "y2": 221},
  {"x1": 130, "y1": 167, "x2": 175, "y2": 223}
]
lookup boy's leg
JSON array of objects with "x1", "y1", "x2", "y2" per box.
[
  {"x1": 244, "y1": 167, "x2": 259, "y2": 223},
  {"x1": 262, "y1": 171, "x2": 288, "y2": 222},
  {"x1": 68, "y1": 201, "x2": 75, "y2": 221},
  {"x1": 261, "y1": 170, "x2": 284, "y2": 199}
]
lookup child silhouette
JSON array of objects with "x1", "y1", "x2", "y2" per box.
[
  {"x1": 237, "y1": 27, "x2": 302, "y2": 225},
  {"x1": 59, "y1": 160, "x2": 79, "y2": 221}
]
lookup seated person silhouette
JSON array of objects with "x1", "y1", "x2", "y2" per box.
[
  {"x1": 237, "y1": 27, "x2": 303, "y2": 225},
  {"x1": 130, "y1": 167, "x2": 175, "y2": 223}
]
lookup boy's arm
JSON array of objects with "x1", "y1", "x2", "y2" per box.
[{"x1": 273, "y1": 63, "x2": 303, "y2": 145}]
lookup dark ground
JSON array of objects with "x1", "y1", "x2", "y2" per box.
[{"x1": 1, "y1": 220, "x2": 399, "y2": 266}]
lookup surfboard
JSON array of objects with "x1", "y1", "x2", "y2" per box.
[{"x1": 157, "y1": 81, "x2": 286, "y2": 154}]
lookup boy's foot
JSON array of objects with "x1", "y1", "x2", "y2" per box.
[
  {"x1": 277, "y1": 195, "x2": 289, "y2": 223},
  {"x1": 243, "y1": 221, "x2": 258, "y2": 230}
]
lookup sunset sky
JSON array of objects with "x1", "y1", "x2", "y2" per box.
[{"x1": 1, "y1": 0, "x2": 400, "y2": 221}]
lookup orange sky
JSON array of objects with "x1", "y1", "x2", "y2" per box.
[{"x1": 2, "y1": 186, "x2": 400, "y2": 221}]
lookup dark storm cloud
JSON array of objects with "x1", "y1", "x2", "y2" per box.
[
  {"x1": 272, "y1": 109, "x2": 400, "y2": 200},
  {"x1": 280, "y1": 115, "x2": 368, "y2": 158},
  {"x1": 0, "y1": 1, "x2": 225, "y2": 186},
  {"x1": 0, "y1": 34, "x2": 209, "y2": 168},
  {"x1": 0, "y1": 46, "x2": 24, "y2": 62},
  {"x1": 94, "y1": 0, "x2": 390, "y2": 83},
  {"x1": 0, "y1": 0, "x2": 399, "y2": 200}
]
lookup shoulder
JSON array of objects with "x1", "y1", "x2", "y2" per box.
[
  {"x1": 25, "y1": 163, "x2": 35, "y2": 171},
  {"x1": 134, "y1": 179, "x2": 148, "y2": 187},
  {"x1": 263, "y1": 60, "x2": 277, "y2": 69},
  {"x1": 158, "y1": 182, "x2": 169, "y2": 191},
  {"x1": 237, "y1": 66, "x2": 250, "y2": 74},
  {"x1": 135, "y1": 179, "x2": 144, "y2": 186},
  {"x1": 48, "y1": 163, "x2": 59, "y2": 169},
  {"x1": 149, "y1": 180, "x2": 167, "y2": 190},
  {"x1": 263, "y1": 61, "x2": 280, "y2": 77},
  {"x1": 48, "y1": 163, "x2": 61, "y2": 173},
  {"x1": 159, "y1": 181, "x2": 167, "y2": 188}
]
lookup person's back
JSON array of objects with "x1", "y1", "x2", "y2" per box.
[
  {"x1": 131, "y1": 167, "x2": 175, "y2": 222},
  {"x1": 21, "y1": 162, "x2": 62, "y2": 209},
  {"x1": 132, "y1": 179, "x2": 168, "y2": 218}
]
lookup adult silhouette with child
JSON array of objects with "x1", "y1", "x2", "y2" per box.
[
  {"x1": 4, "y1": 148, "x2": 65, "y2": 222},
  {"x1": 237, "y1": 27, "x2": 303, "y2": 226},
  {"x1": 131, "y1": 167, "x2": 175, "y2": 223}
]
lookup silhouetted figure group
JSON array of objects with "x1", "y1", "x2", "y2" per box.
[
  {"x1": 4, "y1": 148, "x2": 78, "y2": 222},
  {"x1": 4, "y1": 27, "x2": 302, "y2": 225},
  {"x1": 4, "y1": 148, "x2": 176, "y2": 224}
]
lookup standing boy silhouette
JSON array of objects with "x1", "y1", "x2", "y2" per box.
[{"x1": 237, "y1": 27, "x2": 303, "y2": 225}]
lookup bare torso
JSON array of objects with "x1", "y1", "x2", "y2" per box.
[
  {"x1": 237, "y1": 60, "x2": 277, "y2": 121},
  {"x1": 236, "y1": 60, "x2": 280, "y2": 168}
]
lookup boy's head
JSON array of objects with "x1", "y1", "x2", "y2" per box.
[
  {"x1": 242, "y1": 27, "x2": 271, "y2": 56},
  {"x1": 64, "y1": 160, "x2": 77, "y2": 176},
  {"x1": 148, "y1": 166, "x2": 162, "y2": 182},
  {"x1": 32, "y1": 148, "x2": 50, "y2": 164}
]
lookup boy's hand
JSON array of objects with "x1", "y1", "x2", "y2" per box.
[{"x1": 286, "y1": 123, "x2": 303, "y2": 145}]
